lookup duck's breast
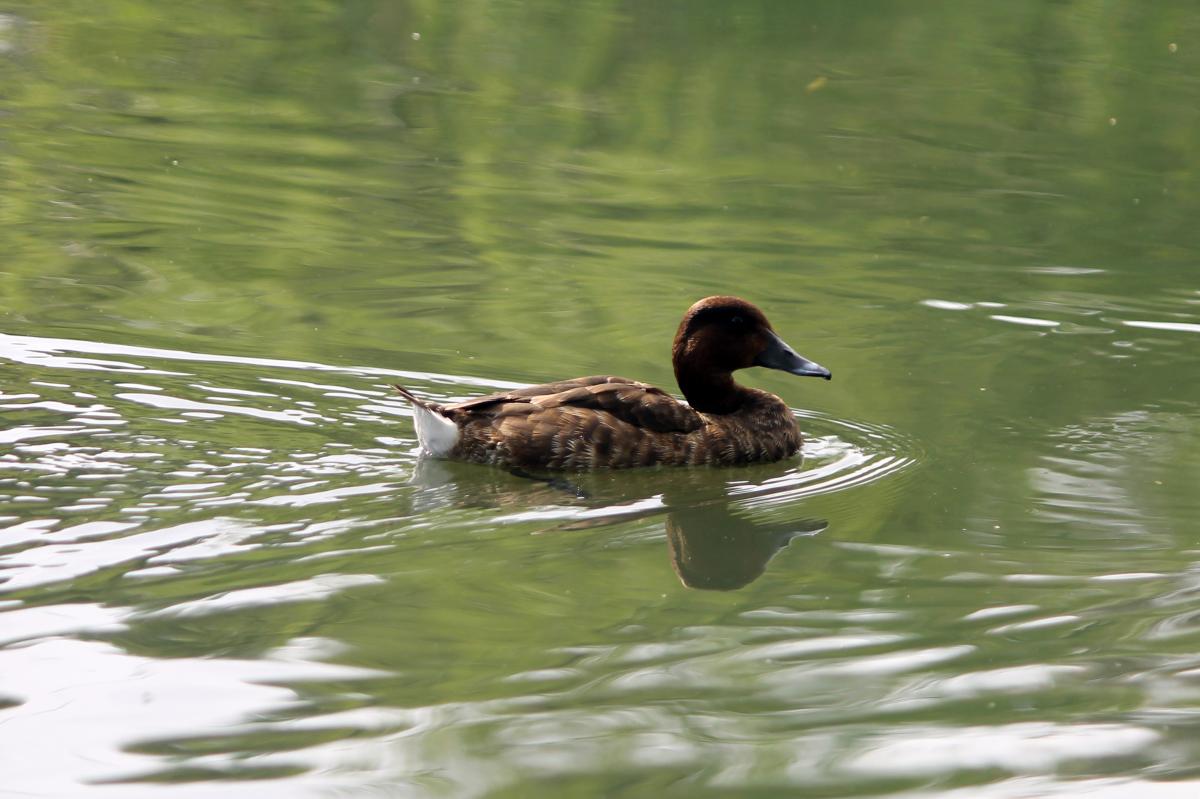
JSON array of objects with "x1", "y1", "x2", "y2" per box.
[{"x1": 695, "y1": 394, "x2": 802, "y2": 466}]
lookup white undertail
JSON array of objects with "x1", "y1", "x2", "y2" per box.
[{"x1": 393, "y1": 385, "x2": 460, "y2": 457}]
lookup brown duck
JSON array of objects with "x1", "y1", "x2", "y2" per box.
[{"x1": 392, "y1": 296, "x2": 831, "y2": 470}]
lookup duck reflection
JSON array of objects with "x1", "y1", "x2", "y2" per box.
[
  {"x1": 664, "y1": 501, "x2": 825, "y2": 590},
  {"x1": 409, "y1": 456, "x2": 826, "y2": 591}
]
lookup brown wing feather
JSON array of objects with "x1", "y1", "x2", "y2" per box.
[
  {"x1": 492, "y1": 406, "x2": 623, "y2": 470},
  {"x1": 447, "y1": 375, "x2": 702, "y2": 434},
  {"x1": 448, "y1": 376, "x2": 624, "y2": 411}
]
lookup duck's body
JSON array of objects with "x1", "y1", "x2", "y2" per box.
[
  {"x1": 393, "y1": 296, "x2": 831, "y2": 471},
  {"x1": 394, "y1": 375, "x2": 801, "y2": 470}
]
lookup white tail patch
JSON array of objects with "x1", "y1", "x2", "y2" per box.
[{"x1": 409, "y1": 401, "x2": 460, "y2": 457}]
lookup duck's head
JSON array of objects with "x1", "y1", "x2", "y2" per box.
[{"x1": 672, "y1": 296, "x2": 830, "y2": 411}]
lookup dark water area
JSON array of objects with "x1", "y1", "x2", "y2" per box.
[{"x1": 2, "y1": 2, "x2": 1199, "y2": 796}]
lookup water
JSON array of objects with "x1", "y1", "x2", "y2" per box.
[{"x1": 2, "y1": 1, "x2": 1200, "y2": 796}]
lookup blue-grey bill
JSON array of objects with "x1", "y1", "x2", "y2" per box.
[{"x1": 754, "y1": 329, "x2": 832, "y2": 380}]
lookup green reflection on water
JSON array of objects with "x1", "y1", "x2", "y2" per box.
[{"x1": 2, "y1": 0, "x2": 1200, "y2": 796}]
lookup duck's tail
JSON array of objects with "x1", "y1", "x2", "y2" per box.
[
  {"x1": 390, "y1": 383, "x2": 437, "y2": 410},
  {"x1": 390, "y1": 384, "x2": 460, "y2": 457}
]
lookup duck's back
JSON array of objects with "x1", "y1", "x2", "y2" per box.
[{"x1": 442, "y1": 376, "x2": 800, "y2": 470}]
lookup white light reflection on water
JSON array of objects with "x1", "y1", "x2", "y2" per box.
[
  {"x1": 1, "y1": 637, "x2": 386, "y2": 798},
  {"x1": 0, "y1": 332, "x2": 922, "y2": 794},
  {"x1": 5, "y1": 329, "x2": 1198, "y2": 798}
]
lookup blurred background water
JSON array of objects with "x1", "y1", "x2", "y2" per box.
[{"x1": 2, "y1": 1, "x2": 1199, "y2": 796}]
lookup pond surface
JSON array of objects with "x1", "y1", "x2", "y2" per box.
[{"x1": 2, "y1": 2, "x2": 1200, "y2": 796}]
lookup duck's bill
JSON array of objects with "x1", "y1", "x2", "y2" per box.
[{"x1": 754, "y1": 330, "x2": 832, "y2": 380}]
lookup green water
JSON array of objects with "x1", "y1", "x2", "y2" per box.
[{"x1": 3, "y1": 2, "x2": 1200, "y2": 796}]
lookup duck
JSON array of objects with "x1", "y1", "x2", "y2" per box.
[{"x1": 391, "y1": 296, "x2": 831, "y2": 471}]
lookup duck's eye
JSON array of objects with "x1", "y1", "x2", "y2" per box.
[{"x1": 730, "y1": 315, "x2": 745, "y2": 325}]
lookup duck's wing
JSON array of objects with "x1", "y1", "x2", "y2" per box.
[
  {"x1": 449, "y1": 375, "x2": 622, "y2": 409},
  {"x1": 448, "y1": 375, "x2": 703, "y2": 434}
]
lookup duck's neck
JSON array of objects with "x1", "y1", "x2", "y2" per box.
[{"x1": 675, "y1": 366, "x2": 750, "y2": 415}]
